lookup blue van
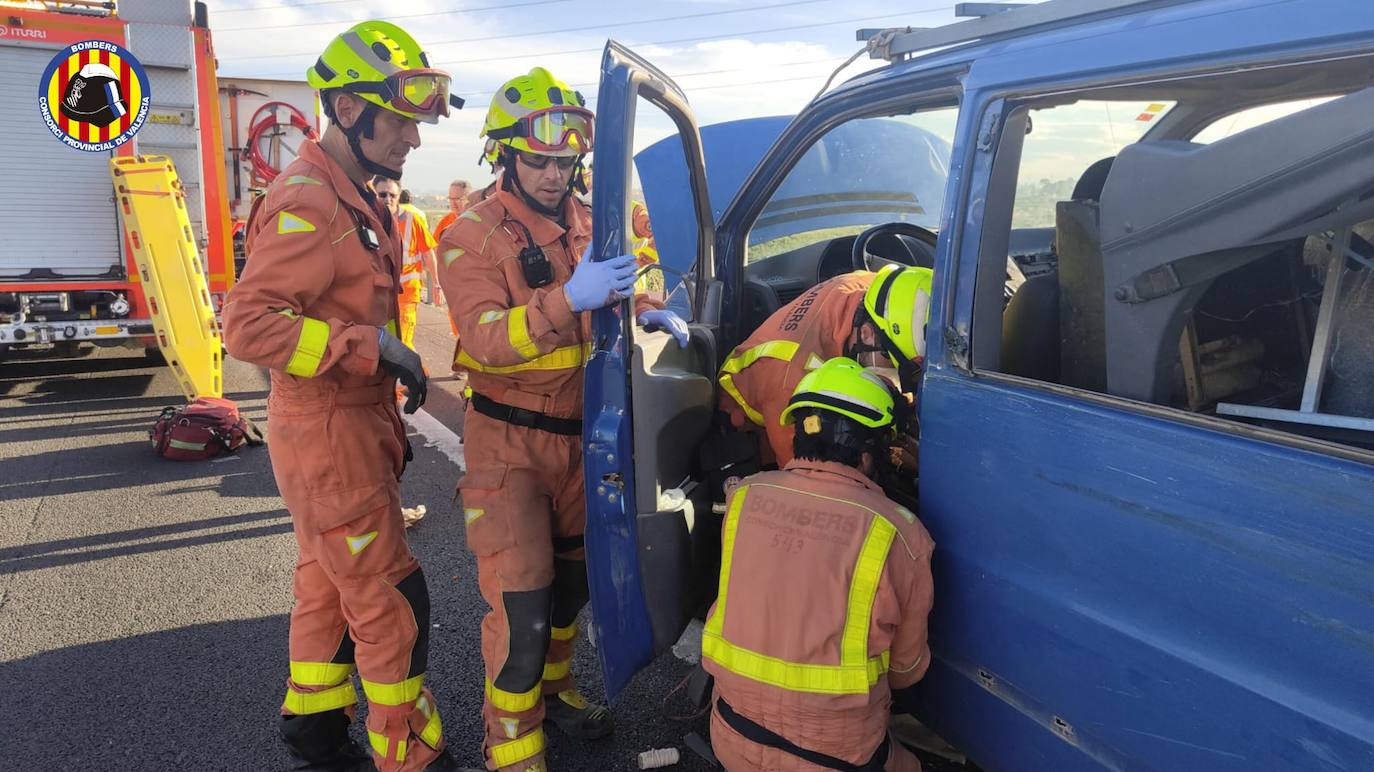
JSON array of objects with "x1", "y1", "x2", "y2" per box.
[{"x1": 582, "y1": 1, "x2": 1374, "y2": 768}]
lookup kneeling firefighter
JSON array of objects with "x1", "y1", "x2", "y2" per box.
[
  {"x1": 222, "y1": 19, "x2": 466, "y2": 772},
  {"x1": 718, "y1": 265, "x2": 934, "y2": 467},
  {"x1": 704, "y1": 357, "x2": 936, "y2": 771},
  {"x1": 435, "y1": 66, "x2": 688, "y2": 771}
]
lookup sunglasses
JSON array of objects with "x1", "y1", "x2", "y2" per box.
[
  {"x1": 517, "y1": 152, "x2": 578, "y2": 172},
  {"x1": 376, "y1": 191, "x2": 398, "y2": 200}
]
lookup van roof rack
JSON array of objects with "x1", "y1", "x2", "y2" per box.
[{"x1": 857, "y1": 0, "x2": 1201, "y2": 63}]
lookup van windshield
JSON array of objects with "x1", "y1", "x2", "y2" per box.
[{"x1": 747, "y1": 108, "x2": 958, "y2": 263}]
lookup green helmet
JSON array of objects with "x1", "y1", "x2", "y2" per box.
[
  {"x1": 863, "y1": 264, "x2": 934, "y2": 367},
  {"x1": 780, "y1": 357, "x2": 896, "y2": 431},
  {"x1": 482, "y1": 67, "x2": 592, "y2": 158},
  {"x1": 307, "y1": 20, "x2": 459, "y2": 124}
]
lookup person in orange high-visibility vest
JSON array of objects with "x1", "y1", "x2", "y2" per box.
[
  {"x1": 704, "y1": 357, "x2": 935, "y2": 772},
  {"x1": 374, "y1": 178, "x2": 436, "y2": 349}
]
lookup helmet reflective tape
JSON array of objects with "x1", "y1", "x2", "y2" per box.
[
  {"x1": 340, "y1": 29, "x2": 406, "y2": 76},
  {"x1": 307, "y1": 20, "x2": 458, "y2": 122},
  {"x1": 779, "y1": 357, "x2": 895, "y2": 429}
]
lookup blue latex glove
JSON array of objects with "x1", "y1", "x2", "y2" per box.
[
  {"x1": 565, "y1": 248, "x2": 638, "y2": 312},
  {"x1": 638, "y1": 309, "x2": 690, "y2": 348}
]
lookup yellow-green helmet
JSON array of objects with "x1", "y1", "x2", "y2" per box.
[
  {"x1": 483, "y1": 67, "x2": 593, "y2": 157},
  {"x1": 780, "y1": 357, "x2": 895, "y2": 431},
  {"x1": 863, "y1": 264, "x2": 935, "y2": 366},
  {"x1": 307, "y1": 20, "x2": 459, "y2": 124}
]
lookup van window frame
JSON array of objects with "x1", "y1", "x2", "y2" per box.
[{"x1": 961, "y1": 63, "x2": 1374, "y2": 467}]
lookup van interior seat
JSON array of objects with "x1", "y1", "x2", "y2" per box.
[{"x1": 1000, "y1": 157, "x2": 1117, "y2": 381}]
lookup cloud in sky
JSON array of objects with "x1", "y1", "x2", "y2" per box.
[{"x1": 209, "y1": 1, "x2": 974, "y2": 193}]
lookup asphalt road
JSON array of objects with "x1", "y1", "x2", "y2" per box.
[{"x1": 0, "y1": 303, "x2": 712, "y2": 771}]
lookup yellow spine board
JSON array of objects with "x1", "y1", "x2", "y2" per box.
[{"x1": 110, "y1": 156, "x2": 224, "y2": 400}]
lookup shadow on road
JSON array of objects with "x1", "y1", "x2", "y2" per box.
[
  {"x1": 0, "y1": 440, "x2": 276, "y2": 501},
  {"x1": 0, "y1": 615, "x2": 295, "y2": 769},
  {"x1": 0, "y1": 509, "x2": 291, "y2": 575}
]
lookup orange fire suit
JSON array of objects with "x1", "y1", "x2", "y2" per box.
[
  {"x1": 436, "y1": 188, "x2": 657, "y2": 770},
  {"x1": 397, "y1": 203, "x2": 437, "y2": 348},
  {"x1": 222, "y1": 139, "x2": 445, "y2": 772},
  {"x1": 719, "y1": 271, "x2": 875, "y2": 465},
  {"x1": 703, "y1": 460, "x2": 935, "y2": 771}
]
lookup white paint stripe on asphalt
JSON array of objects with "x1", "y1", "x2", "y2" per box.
[{"x1": 402, "y1": 408, "x2": 466, "y2": 471}]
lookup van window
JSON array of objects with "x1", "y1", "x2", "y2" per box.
[
  {"x1": 981, "y1": 76, "x2": 1374, "y2": 455},
  {"x1": 1192, "y1": 97, "x2": 1337, "y2": 144},
  {"x1": 1011, "y1": 101, "x2": 1174, "y2": 229}
]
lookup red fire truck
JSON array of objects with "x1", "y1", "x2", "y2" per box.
[{"x1": 0, "y1": 0, "x2": 232, "y2": 358}]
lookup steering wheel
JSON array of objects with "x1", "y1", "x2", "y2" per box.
[{"x1": 851, "y1": 222, "x2": 938, "y2": 272}]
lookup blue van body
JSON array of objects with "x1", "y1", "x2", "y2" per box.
[{"x1": 583, "y1": 1, "x2": 1374, "y2": 769}]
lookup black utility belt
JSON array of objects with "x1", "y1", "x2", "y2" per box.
[
  {"x1": 470, "y1": 392, "x2": 582, "y2": 436},
  {"x1": 715, "y1": 698, "x2": 890, "y2": 772}
]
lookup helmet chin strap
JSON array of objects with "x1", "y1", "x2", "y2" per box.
[{"x1": 345, "y1": 103, "x2": 402, "y2": 181}]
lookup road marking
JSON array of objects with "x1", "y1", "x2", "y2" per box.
[{"x1": 402, "y1": 408, "x2": 466, "y2": 471}]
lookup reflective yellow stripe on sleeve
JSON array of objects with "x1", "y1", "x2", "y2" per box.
[
  {"x1": 361, "y1": 674, "x2": 425, "y2": 706},
  {"x1": 285, "y1": 316, "x2": 329, "y2": 377},
  {"x1": 551, "y1": 624, "x2": 576, "y2": 641},
  {"x1": 289, "y1": 661, "x2": 355, "y2": 687},
  {"x1": 702, "y1": 485, "x2": 897, "y2": 695},
  {"x1": 453, "y1": 342, "x2": 592, "y2": 374},
  {"x1": 718, "y1": 340, "x2": 800, "y2": 425},
  {"x1": 507, "y1": 305, "x2": 540, "y2": 360},
  {"x1": 485, "y1": 679, "x2": 540, "y2": 713},
  {"x1": 282, "y1": 681, "x2": 358, "y2": 715},
  {"x1": 490, "y1": 727, "x2": 545, "y2": 767}
]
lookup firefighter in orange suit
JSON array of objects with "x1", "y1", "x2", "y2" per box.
[
  {"x1": 222, "y1": 19, "x2": 466, "y2": 772},
  {"x1": 718, "y1": 265, "x2": 934, "y2": 466},
  {"x1": 704, "y1": 357, "x2": 935, "y2": 772},
  {"x1": 435, "y1": 67, "x2": 687, "y2": 772}
]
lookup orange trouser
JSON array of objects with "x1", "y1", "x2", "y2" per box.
[
  {"x1": 270, "y1": 382, "x2": 444, "y2": 772},
  {"x1": 710, "y1": 704, "x2": 921, "y2": 772},
  {"x1": 458, "y1": 410, "x2": 589, "y2": 771}
]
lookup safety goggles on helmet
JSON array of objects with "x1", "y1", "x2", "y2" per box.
[
  {"x1": 338, "y1": 68, "x2": 464, "y2": 120},
  {"x1": 488, "y1": 106, "x2": 594, "y2": 154}
]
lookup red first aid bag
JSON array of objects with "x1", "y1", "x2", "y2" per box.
[{"x1": 150, "y1": 397, "x2": 265, "y2": 461}]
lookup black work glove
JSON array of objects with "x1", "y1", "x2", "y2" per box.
[{"x1": 377, "y1": 328, "x2": 427, "y2": 414}]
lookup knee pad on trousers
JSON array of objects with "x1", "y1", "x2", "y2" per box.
[
  {"x1": 550, "y1": 557, "x2": 589, "y2": 630},
  {"x1": 396, "y1": 567, "x2": 431, "y2": 678},
  {"x1": 493, "y1": 586, "x2": 553, "y2": 694},
  {"x1": 281, "y1": 709, "x2": 353, "y2": 763}
]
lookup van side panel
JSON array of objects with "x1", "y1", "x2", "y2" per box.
[{"x1": 915, "y1": 371, "x2": 1374, "y2": 771}]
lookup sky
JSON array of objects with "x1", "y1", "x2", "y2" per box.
[{"x1": 210, "y1": 0, "x2": 986, "y2": 194}]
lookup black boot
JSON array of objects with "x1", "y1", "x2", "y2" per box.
[
  {"x1": 543, "y1": 689, "x2": 614, "y2": 740},
  {"x1": 281, "y1": 711, "x2": 373, "y2": 771}
]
